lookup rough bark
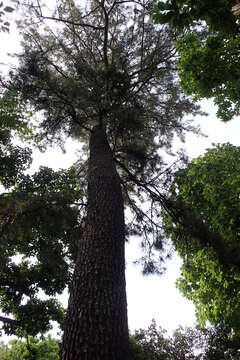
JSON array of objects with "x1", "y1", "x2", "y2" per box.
[{"x1": 61, "y1": 125, "x2": 130, "y2": 360}]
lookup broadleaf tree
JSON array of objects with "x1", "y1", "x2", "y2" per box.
[
  {"x1": 1, "y1": 323, "x2": 239, "y2": 360},
  {"x1": 0, "y1": 336, "x2": 60, "y2": 360},
  {"x1": 0, "y1": 90, "x2": 32, "y2": 187},
  {"x1": 0, "y1": 166, "x2": 84, "y2": 337},
  {"x1": 163, "y1": 143, "x2": 240, "y2": 333},
  {"x1": 0, "y1": 90, "x2": 84, "y2": 337},
  {"x1": 130, "y1": 320, "x2": 240, "y2": 360},
  {"x1": 6, "y1": 0, "x2": 203, "y2": 358},
  {"x1": 153, "y1": 0, "x2": 240, "y2": 121}
]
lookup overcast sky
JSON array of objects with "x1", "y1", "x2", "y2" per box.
[{"x1": 1, "y1": 6, "x2": 240, "y2": 341}]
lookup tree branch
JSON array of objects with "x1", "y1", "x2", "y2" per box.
[
  {"x1": 100, "y1": 0, "x2": 110, "y2": 71},
  {"x1": 38, "y1": 15, "x2": 104, "y2": 30},
  {"x1": 0, "y1": 315, "x2": 19, "y2": 325}
]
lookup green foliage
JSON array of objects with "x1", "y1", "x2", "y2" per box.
[
  {"x1": 0, "y1": 91, "x2": 32, "y2": 187},
  {"x1": 0, "y1": 342, "x2": 8, "y2": 360},
  {"x1": 175, "y1": 33, "x2": 240, "y2": 121},
  {"x1": 129, "y1": 320, "x2": 169, "y2": 360},
  {"x1": 0, "y1": 91, "x2": 84, "y2": 337},
  {"x1": 1, "y1": 323, "x2": 239, "y2": 359},
  {"x1": 0, "y1": 166, "x2": 84, "y2": 336},
  {"x1": 129, "y1": 319, "x2": 240, "y2": 359},
  {"x1": 0, "y1": 336, "x2": 59, "y2": 360},
  {"x1": 203, "y1": 325, "x2": 240, "y2": 360},
  {"x1": 176, "y1": 249, "x2": 240, "y2": 329},
  {"x1": 153, "y1": 0, "x2": 240, "y2": 121},
  {"x1": 153, "y1": 1, "x2": 238, "y2": 34},
  {"x1": 164, "y1": 143, "x2": 240, "y2": 330}
]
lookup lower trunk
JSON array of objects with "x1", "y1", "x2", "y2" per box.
[{"x1": 61, "y1": 126, "x2": 130, "y2": 360}]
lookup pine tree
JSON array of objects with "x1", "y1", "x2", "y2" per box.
[{"x1": 7, "y1": 1, "x2": 202, "y2": 358}]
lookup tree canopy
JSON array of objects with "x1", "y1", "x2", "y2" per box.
[
  {"x1": 0, "y1": 90, "x2": 32, "y2": 187},
  {"x1": 0, "y1": 91, "x2": 84, "y2": 337},
  {"x1": 163, "y1": 143, "x2": 240, "y2": 332},
  {"x1": 7, "y1": 0, "x2": 203, "y2": 275},
  {"x1": 153, "y1": 0, "x2": 240, "y2": 121},
  {"x1": 0, "y1": 336, "x2": 60, "y2": 360},
  {"x1": 1, "y1": 321, "x2": 239, "y2": 360},
  {"x1": 130, "y1": 320, "x2": 240, "y2": 359}
]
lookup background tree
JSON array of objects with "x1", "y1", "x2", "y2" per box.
[
  {"x1": 0, "y1": 90, "x2": 84, "y2": 337},
  {"x1": 6, "y1": 0, "x2": 203, "y2": 358},
  {"x1": 0, "y1": 336, "x2": 59, "y2": 360},
  {"x1": 0, "y1": 166, "x2": 84, "y2": 337},
  {"x1": 129, "y1": 320, "x2": 240, "y2": 360},
  {"x1": 1, "y1": 322, "x2": 239, "y2": 359},
  {"x1": 163, "y1": 143, "x2": 240, "y2": 333},
  {"x1": 153, "y1": 0, "x2": 240, "y2": 121},
  {"x1": 0, "y1": 90, "x2": 32, "y2": 187}
]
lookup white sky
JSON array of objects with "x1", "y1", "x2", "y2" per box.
[{"x1": 1, "y1": 8, "x2": 240, "y2": 341}]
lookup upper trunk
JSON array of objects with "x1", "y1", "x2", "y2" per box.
[{"x1": 61, "y1": 126, "x2": 130, "y2": 360}]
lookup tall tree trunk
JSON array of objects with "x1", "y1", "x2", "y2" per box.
[{"x1": 61, "y1": 125, "x2": 130, "y2": 360}]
